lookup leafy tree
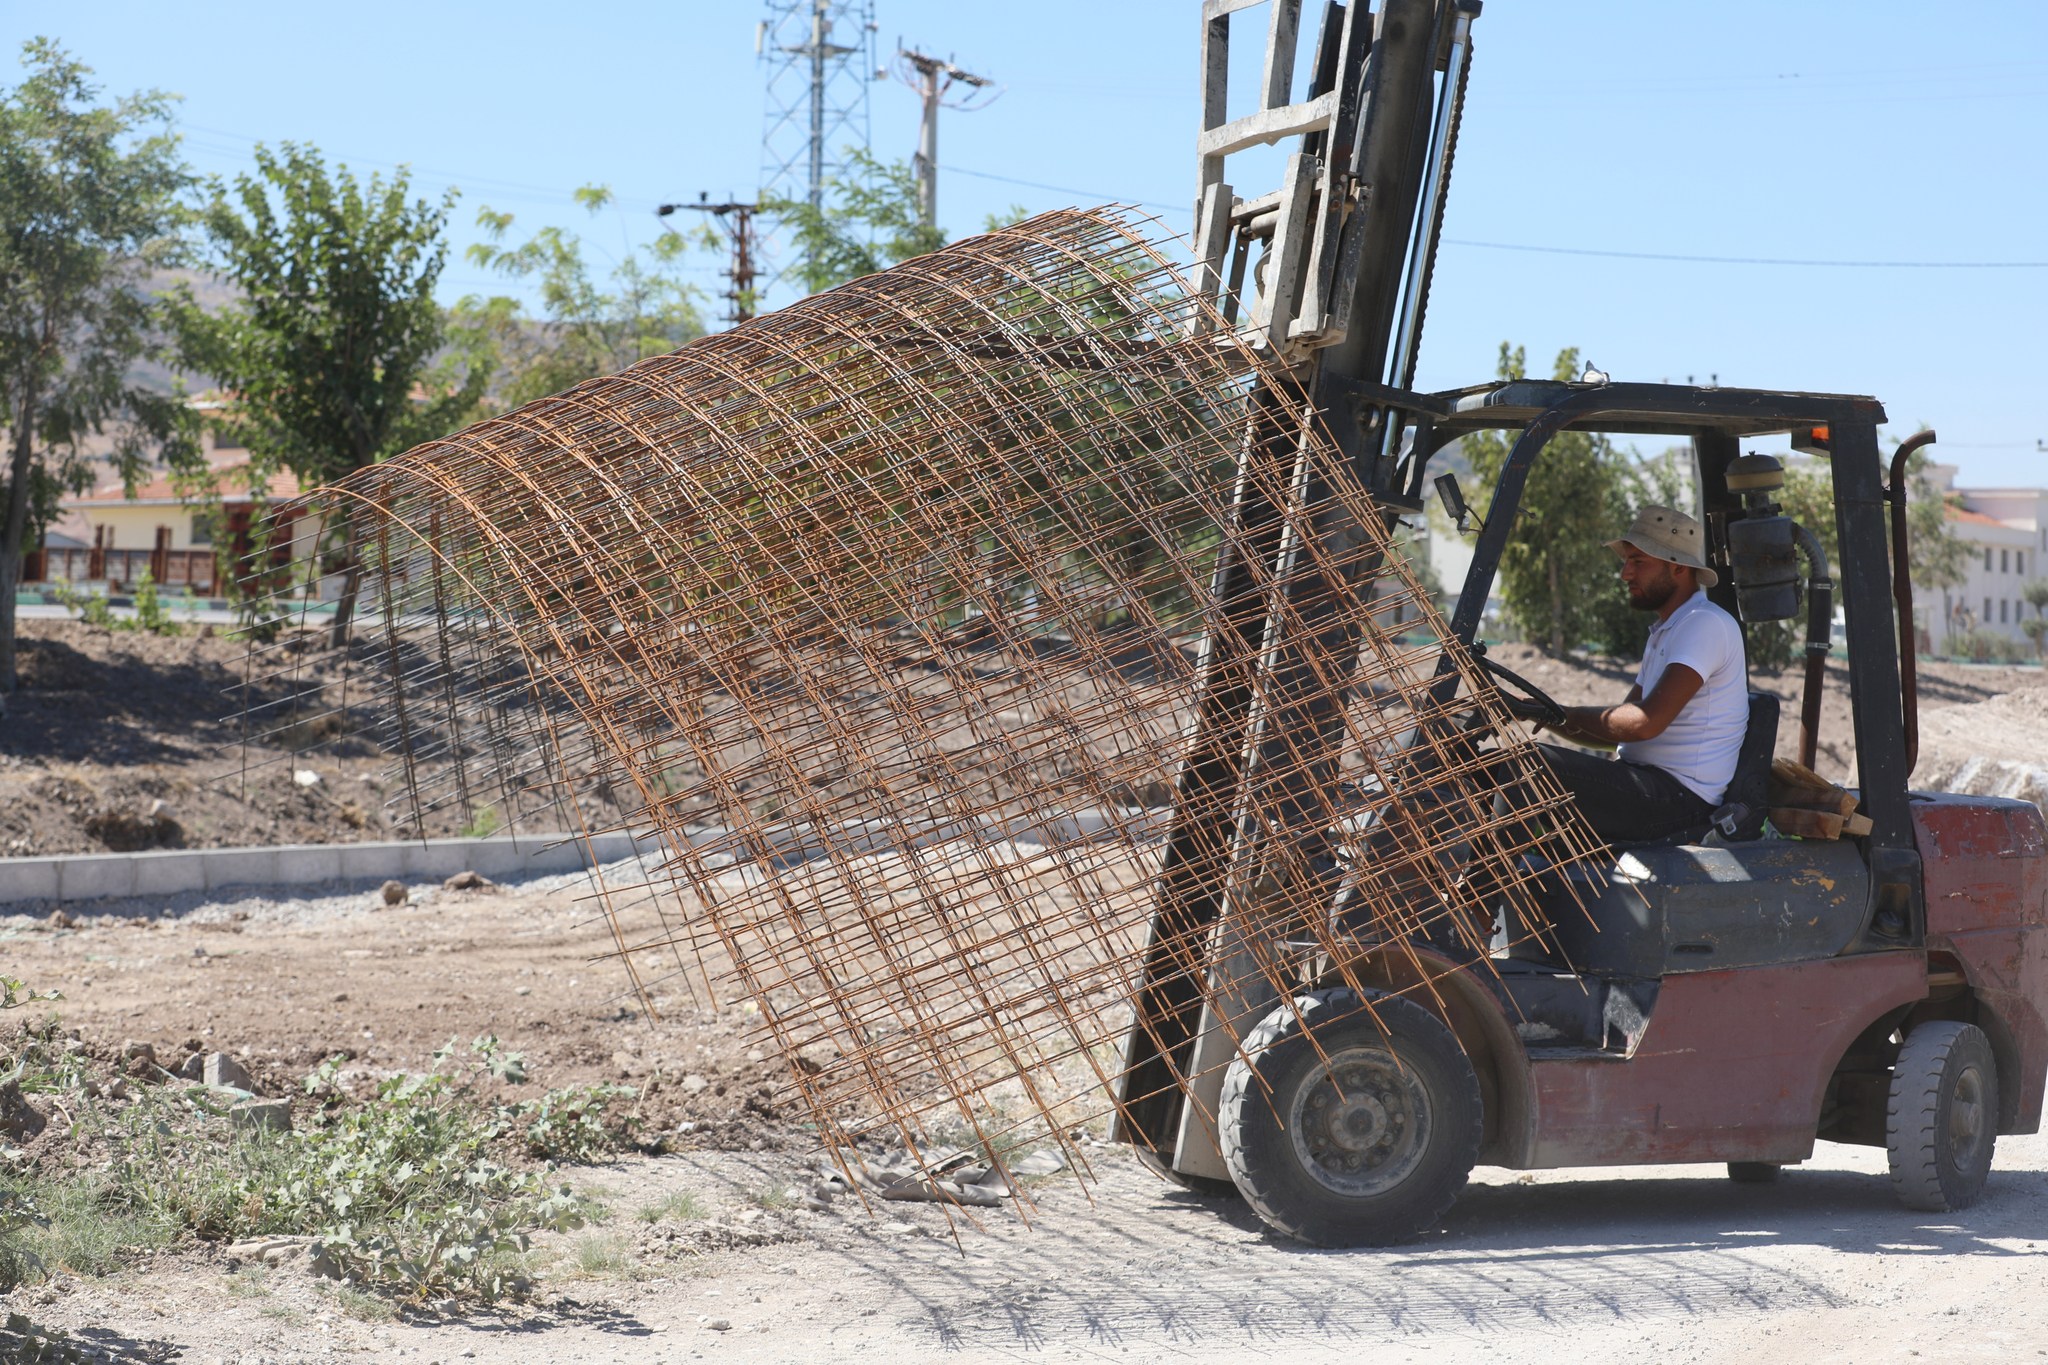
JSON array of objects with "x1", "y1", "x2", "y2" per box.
[
  {"x1": 763, "y1": 150, "x2": 947, "y2": 296},
  {"x1": 461, "y1": 186, "x2": 706, "y2": 412},
  {"x1": 1755, "y1": 438, "x2": 1967, "y2": 667},
  {"x1": 175, "y1": 143, "x2": 483, "y2": 646},
  {"x1": 0, "y1": 40, "x2": 196, "y2": 702},
  {"x1": 2022, "y1": 579, "x2": 2048, "y2": 659},
  {"x1": 1462, "y1": 343, "x2": 1644, "y2": 655}
]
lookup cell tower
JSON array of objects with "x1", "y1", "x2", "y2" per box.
[{"x1": 758, "y1": 0, "x2": 877, "y2": 283}]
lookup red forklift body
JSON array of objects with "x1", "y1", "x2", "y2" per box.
[{"x1": 1916, "y1": 792, "x2": 2048, "y2": 1130}]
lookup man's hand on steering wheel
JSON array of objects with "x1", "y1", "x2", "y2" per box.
[
  {"x1": 1470, "y1": 651, "x2": 1569, "y2": 730},
  {"x1": 1498, "y1": 693, "x2": 1556, "y2": 725}
]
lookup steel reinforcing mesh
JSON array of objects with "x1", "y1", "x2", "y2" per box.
[{"x1": 233, "y1": 208, "x2": 1605, "y2": 1204}]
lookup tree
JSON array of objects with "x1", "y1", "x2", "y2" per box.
[
  {"x1": 1462, "y1": 344, "x2": 1644, "y2": 655},
  {"x1": 0, "y1": 40, "x2": 196, "y2": 702},
  {"x1": 2022, "y1": 578, "x2": 2048, "y2": 660},
  {"x1": 460, "y1": 185, "x2": 707, "y2": 412},
  {"x1": 762, "y1": 150, "x2": 947, "y2": 296},
  {"x1": 175, "y1": 143, "x2": 483, "y2": 646},
  {"x1": 1756, "y1": 436, "x2": 1967, "y2": 667}
]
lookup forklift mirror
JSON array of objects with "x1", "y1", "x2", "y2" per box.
[{"x1": 1434, "y1": 472, "x2": 1481, "y2": 534}]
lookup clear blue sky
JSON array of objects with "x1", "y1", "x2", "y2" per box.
[{"x1": 14, "y1": 1, "x2": 2048, "y2": 483}]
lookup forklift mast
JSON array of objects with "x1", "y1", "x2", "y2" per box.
[{"x1": 1117, "y1": 0, "x2": 1484, "y2": 1162}]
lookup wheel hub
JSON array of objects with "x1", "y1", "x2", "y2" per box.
[
  {"x1": 1949, "y1": 1064, "x2": 1987, "y2": 1171},
  {"x1": 1290, "y1": 1046, "x2": 1432, "y2": 1198}
]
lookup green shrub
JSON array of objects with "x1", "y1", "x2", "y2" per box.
[
  {"x1": 0, "y1": 1188, "x2": 47, "y2": 1292},
  {"x1": 517, "y1": 1083, "x2": 639, "y2": 1162},
  {"x1": 48, "y1": 578, "x2": 113, "y2": 629},
  {"x1": 129, "y1": 569, "x2": 181, "y2": 636},
  {"x1": 106, "y1": 1038, "x2": 590, "y2": 1304}
]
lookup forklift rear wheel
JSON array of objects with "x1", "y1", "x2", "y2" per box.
[
  {"x1": 1887, "y1": 1020, "x2": 1998, "y2": 1213},
  {"x1": 1133, "y1": 1145, "x2": 1242, "y2": 1199},
  {"x1": 1219, "y1": 990, "x2": 1481, "y2": 1247},
  {"x1": 1726, "y1": 1162, "x2": 1781, "y2": 1184}
]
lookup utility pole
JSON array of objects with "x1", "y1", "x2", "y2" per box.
[
  {"x1": 891, "y1": 48, "x2": 998, "y2": 231},
  {"x1": 658, "y1": 196, "x2": 760, "y2": 325}
]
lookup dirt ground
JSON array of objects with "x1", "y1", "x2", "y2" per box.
[{"x1": 3, "y1": 874, "x2": 2044, "y2": 1363}]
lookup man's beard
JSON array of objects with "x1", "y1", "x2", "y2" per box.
[{"x1": 1629, "y1": 577, "x2": 1676, "y2": 611}]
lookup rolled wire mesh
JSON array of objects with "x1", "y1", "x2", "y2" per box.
[{"x1": 231, "y1": 207, "x2": 1608, "y2": 1208}]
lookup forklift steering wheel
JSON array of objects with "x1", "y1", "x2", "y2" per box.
[{"x1": 1473, "y1": 653, "x2": 1568, "y2": 729}]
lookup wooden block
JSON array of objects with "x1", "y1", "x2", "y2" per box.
[
  {"x1": 1770, "y1": 806, "x2": 1846, "y2": 840},
  {"x1": 1843, "y1": 813, "x2": 1874, "y2": 838}
]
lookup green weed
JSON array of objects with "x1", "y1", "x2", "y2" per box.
[
  {"x1": 567, "y1": 1230, "x2": 636, "y2": 1279},
  {"x1": 517, "y1": 1083, "x2": 639, "y2": 1163},
  {"x1": 634, "y1": 1190, "x2": 707, "y2": 1224}
]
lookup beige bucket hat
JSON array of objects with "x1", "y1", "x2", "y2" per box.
[{"x1": 1606, "y1": 505, "x2": 1719, "y2": 588}]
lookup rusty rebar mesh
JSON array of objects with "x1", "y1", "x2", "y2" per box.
[{"x1": 229, "y1": 208, "x2": 1607, "y2": 1206}]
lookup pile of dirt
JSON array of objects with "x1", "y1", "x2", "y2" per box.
[{"x1": 0, "y1": 620, "x2": 573, "y2": 856}]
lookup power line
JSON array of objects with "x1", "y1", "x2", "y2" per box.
[
  {"x1": 1444, "y1": 238, "x2": 2048, "y2": 269},
  {"x1": 938, "y1": 163, "x2": 1186, "y2": 215}
]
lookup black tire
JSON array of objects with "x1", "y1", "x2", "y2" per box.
[
  {"x1": 1133, "y1": 1144, "x2": 1242, "y2": 1199},
  {"x1": 1219, "y1": 989, "x2": 1481, "y2": 1247},
  {"x1": 1888, "y1": 1020, "x2": 1998, "y2": 1212},
  {"x1": 1727, "y1": 1162, "x2": 1781, "y2": 1184}
]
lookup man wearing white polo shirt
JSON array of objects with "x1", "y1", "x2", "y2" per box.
[{"x1": 1519, "y1": 505, "x2": 1749, "y2": 844}]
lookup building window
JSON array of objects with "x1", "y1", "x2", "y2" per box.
[
  {"x1": 2021, "y1": 551, "x2": 2028, "y2": 577},
  {"x1": 1985, "y1": 548, "x2": 1994, "y2": 572},
  {"x1": 2001, "y1": 599, "x2": 2009, "y2": 624},
  {"x1": 1985, "y1": 596, "x2": 1993, "y2": 621},
  {"x1": 190, "y1": 516, "x2": 212, "y2": 547},
  {"x1": 2002, "y1": 549, "x2": 2010, "y2": 574}
]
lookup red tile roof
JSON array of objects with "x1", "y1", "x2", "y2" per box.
[{"x1": 66, "y1": 463, "x2": 302, "y2": 506}]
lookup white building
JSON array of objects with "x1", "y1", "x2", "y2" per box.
[{"x1": 1921, "y1": 466, "x2": 2048, "y2": 654}]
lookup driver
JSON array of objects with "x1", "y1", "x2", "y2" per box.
[{"x1": 1513, "y1": 505, "x2": 1749, "y2": 845}]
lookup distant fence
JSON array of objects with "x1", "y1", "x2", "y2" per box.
[{"x1": 27, "y1": 546, "x2": 218, "y2": 593}]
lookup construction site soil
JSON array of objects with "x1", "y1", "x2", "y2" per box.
[{"x1": 3, "y1": 620, "x2": 2046, "y2": 1361}]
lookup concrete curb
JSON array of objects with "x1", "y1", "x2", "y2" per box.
[
  {"x1": 0, "y1": 807, "x2": 1167, "y2": 907},
  {"x1": 0, "y1": 829, "x2": 658, "y2": 906}
]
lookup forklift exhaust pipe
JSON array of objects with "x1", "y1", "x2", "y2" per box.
[{"x1": 1886, "y1": 429, "x2": 1936, "y2": 778}]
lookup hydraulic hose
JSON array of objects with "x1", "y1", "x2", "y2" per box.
[{"x1": 1792, "y1": 522, "x2": 1833, "y2": 771}]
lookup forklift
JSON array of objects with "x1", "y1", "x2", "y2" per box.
[{"x1": 1113, "y1": 0, "x2": 2048, "y2": 1245}]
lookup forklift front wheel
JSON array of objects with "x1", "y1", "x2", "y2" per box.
[
  {"x1": 1219, "y1": 990, "x2": 1481, "y2": 1247},
  {"x1": 1887, "y1": 1020, "x2": 1999, "y2": 1213}
]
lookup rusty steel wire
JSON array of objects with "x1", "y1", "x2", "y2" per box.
[{"x1": 230, "y1": 207, "x2": 1607, "y2": 1208}]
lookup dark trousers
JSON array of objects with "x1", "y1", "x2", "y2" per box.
[{"x1": 1533, "y1": 743, "x2": 1712, "y2": 845}]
